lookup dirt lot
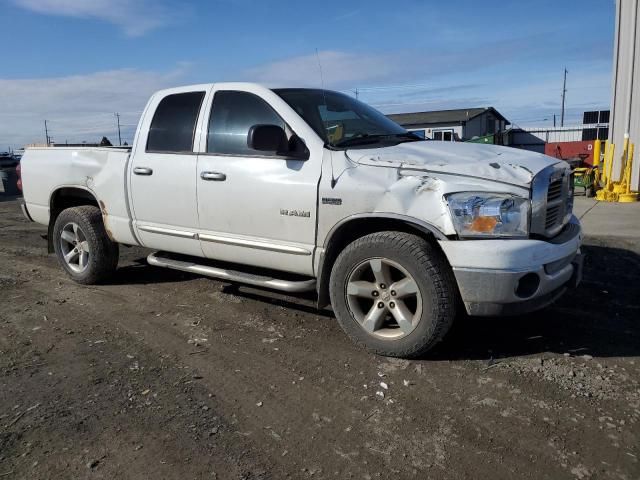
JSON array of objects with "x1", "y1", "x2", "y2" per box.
[{"x1": 1, "y1": 196, "x2": 639, "y2": 480}]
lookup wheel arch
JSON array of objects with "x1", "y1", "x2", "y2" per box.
[
  {"x1": 316, "y1": 214, "x2": 448, "y2": 308},
  {"x1": 48, "y1": 186, "x2": 102, "y2": 253}
]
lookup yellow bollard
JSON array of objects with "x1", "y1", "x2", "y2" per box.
[
  {"x1": 619, "y1": 142, "x2": 638, "y2": 202},
  {"x1": 627, "y1": 143, "x2": 635, "y2": 191},
  {"x1": 613, "y1": 134, "x2": 630, "y2": 193},
  {"x1": 603, "y1": 141, "x2": 613, "y2": 185},
  {"x1": 592, "y1": 139, "x2": 602, "y2": 187},
  {"x1": 607, "y1": 143, "x2": 616, "y2": 188},
  {"x1": 592, "y1": 139, "x2": 601, "y2": 167},
  {"x1": 596, "y1": 142, "x2": 616, "y2": 201},
  {"x1": 602, "y1": 141, "x2": 609, "y2": 184}
]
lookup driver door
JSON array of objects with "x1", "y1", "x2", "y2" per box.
[{"x1": 195, "y1": 88, "x2": 321, "y2": 275}]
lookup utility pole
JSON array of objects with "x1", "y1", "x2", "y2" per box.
[
  {"x1": 115, "y1": 113, "x2": 122, "y2": 146},
  {"x1": 553, "y1": 114, "x2": 556, "y2": 127},
  {"x1": 353, "y1": 88, "x2": 359, "y2": 100},
  {"x1": 560, "y1": 68, "x2": 568, "y2": 127},
  {"x1": 44, "y1": 120, "x2": 50, "y2": 146}
]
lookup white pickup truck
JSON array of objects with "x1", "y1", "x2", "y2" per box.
[{"x1": 19, "y1": 82, "x2": 583, "y2": 357}]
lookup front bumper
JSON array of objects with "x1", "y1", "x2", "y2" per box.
[{"x1": 438, "y1": 216, "x2": 583, "y2": 316}]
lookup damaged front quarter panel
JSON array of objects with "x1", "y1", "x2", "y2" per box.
[{"x1": 316, "y1": 144, "x2": 535, "y2": 248}]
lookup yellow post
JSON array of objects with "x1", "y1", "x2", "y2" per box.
[
  {"x1": 596, "y1": 142, "x2": 616, "y2": 201},
  {"x1": 619, "y1": 142, "x2": 638, "y2": 202},
  {"x1": 606, "y1": 143, "x2": 616, "y2": 188},
  {"x1": 592, "y1": 139, "x2": 601, "y2": 167},
  {"x1": 627, "y1": 143, "x2": 635, "y2": 191},
  {"x1": 592, "y1": 139, "x2": 602, "y2": 187},
  {"x1": 620, "y1": 134, "x2": 630, "y2": 181},
  {"x1": 602, "y1": 141, "x2": 610, "y2": 184}
]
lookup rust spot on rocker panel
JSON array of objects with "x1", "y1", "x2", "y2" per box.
[{"x1": 98, "y1": 200, "x2": 114, "y2": 241}]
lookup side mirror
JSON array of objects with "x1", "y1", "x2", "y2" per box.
[
  {"x1": 247, "y1": 124, "x2": 310, "y2": 160},
  {"x1": 248, "y1": 124, "x2": 288, "y2": 153}
]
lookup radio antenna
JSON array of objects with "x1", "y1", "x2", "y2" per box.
[
  {"x1": 315, "y1": 48, "x2": 325, "y2": 91},
  {"x1": 315, "y1": 48, "x2": 338, "y2": 188}
]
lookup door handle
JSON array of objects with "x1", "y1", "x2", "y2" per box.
[
  {"x1": 200, "y1": 171, "x2": 227, "y2": 181},
  {"x1": 133, "y1": 167, "x2": 153, "y2": 176}
]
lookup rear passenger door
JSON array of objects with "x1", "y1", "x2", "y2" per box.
[{"x1": 129, "y1": 89, "x2": 205, "y2": 256}]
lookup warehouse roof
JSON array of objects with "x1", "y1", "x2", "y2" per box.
[{"x1": 387, "y1": 107, "x2": 509, "y2": 126}]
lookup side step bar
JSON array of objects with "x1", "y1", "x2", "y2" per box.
[{"x1": 147, "y1": 252, "x2": 316, "y2": 293}]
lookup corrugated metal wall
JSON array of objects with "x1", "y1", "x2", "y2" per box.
[{"x1": 610, "y1": 0, "x2": 640, "y2": 190}]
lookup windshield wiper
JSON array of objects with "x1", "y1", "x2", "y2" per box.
[
  {"x1": 382, "y1": 132, "x2": 425, "y2": 142},
  {"x1": 333, "y1": 133, "x2": 379, "y2": 147},
  {"x1": 333, "y1": 132, "x2": 423, "y2": 148}
]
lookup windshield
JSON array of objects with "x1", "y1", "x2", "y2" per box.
[{"x1": 273, "y1": 88, "x2": 422, "y2": 149}]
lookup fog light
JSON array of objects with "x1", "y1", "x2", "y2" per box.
[{"x1": 515, "y1": 273, "x2": 540, "y2": 298}]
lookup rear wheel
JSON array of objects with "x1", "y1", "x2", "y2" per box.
[
  {"x1": 329, "y1": 231, "x2": 457, "y2": 358},
  {"x1": 53, "y1": 206, "x2": 119, "y2": 284}
]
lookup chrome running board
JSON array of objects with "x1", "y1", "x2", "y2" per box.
[{"x1": 147, "y1": 252, "x2": 316, "y2": 293}]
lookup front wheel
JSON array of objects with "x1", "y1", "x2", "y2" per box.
[
  {"x1": 329, "y1": 231, "x2": 457, "y2": 358},
  {"x1": 53, "y1": 205, "x2": 119, "y2": 284}
]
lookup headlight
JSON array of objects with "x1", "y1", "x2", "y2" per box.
[{"x1": 445, "y1": 192, "x2": 530, "y2": 238}]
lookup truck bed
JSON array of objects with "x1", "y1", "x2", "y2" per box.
[{"x1": 21, "y1": 146, "x2": 137, "y2": 245}]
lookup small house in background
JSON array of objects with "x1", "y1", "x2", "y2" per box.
[{"x1": 386, "y1": 107, "x2": 510, "y2": 142}]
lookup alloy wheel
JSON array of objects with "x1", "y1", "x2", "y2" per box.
[
  {"x1": 59, "y1": 222, "x2": 90, "y2": 273},
  {"x1": 345, "y1": 257, "x2": 423, "y2": 339}
]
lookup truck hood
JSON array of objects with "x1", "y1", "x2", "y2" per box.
[{"x1": 348, "y1": 141, "x2": 560, "y2": 187}]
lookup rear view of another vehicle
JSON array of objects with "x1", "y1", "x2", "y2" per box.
[{"x1": 0, "y1": 153, "x2": 20, "y2": 196}]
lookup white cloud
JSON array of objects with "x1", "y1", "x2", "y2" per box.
[
  {"x1": 243, "y1": 50, "x2": 397, "y2": 89},
  {"x1": 0, "y1": 66, "x2": 190, "y2": 148},
  {"x1": 10, "y1": 0, "x2": 174, "y2": 36},
  {"x1": 243, "y1": 49, "x2": 611, "y2": 129},
  {"x1": 0, "y1": 49, "x2": 611, "y2": 149},
  {"x1": 241, "y1": 41, "x2": 534, "y2": 90}
]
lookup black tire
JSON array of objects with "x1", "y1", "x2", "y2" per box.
[
  {"x1": 52, "y1": 205, "x2": 119, "y2": 284},
  {"x1": 329, "y1": 231, "x2": 457, "y2": 358}
]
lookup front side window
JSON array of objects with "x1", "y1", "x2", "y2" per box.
[
  {"x1": 147, "y1": 91, "x2": 205, "y2": 153},
  {"x1": 274, "y1": 88, "x2": 421, "y2": 149},
  {"x1": 207, "y1": 91, "x2": 285, "y2": 156}
]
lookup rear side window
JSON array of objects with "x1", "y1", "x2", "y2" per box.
[
  {"x1": 207, "y1": 91, "x2": 285, "y2": 156},
  {"x1": 147, "y1": 91, "x2": 205, "y2": 153}
]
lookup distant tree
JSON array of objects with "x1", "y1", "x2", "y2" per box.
[
  {"x1": 123, "y1": 141, "x2": 129, "y2": 146},
  {"x1": 100, "y1": 136, "x2": 113, "y2": 146}
]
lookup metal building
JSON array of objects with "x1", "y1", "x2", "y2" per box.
[
  {"x1": 386, "y1": 107, "x2": 509, "y2": 142},
  {"x1": 610, "y1": 0, "x2": 640, "y2": 190}
]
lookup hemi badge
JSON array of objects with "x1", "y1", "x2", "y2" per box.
[{"x1": 322, "y1": 197, "x2": 342, "y2": 205}]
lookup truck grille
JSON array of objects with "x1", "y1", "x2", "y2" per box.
[
  {"x1": 547, "y1": 178, "x2": 563, "y2": 202},
  {"x1": 545, "y1": 205, "x2": 561, "y2": 229},
  {"x1": 531, "y1": 164, "x2": 573, "y2": 238}
]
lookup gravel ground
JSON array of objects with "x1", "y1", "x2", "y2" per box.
[{"x1": 1, "y1": 196, "x2": 639, "y2": 479}]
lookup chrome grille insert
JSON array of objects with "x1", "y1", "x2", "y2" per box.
[
  {"x1": 531, "y1": 163, "x2": 573, "y2": 238},
  {"x1": 547, "y1": 179, "x2": 563, "y2": 202},
  {"x1": 545, "y1": 205, "x2": 561, "y2": 229}
]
